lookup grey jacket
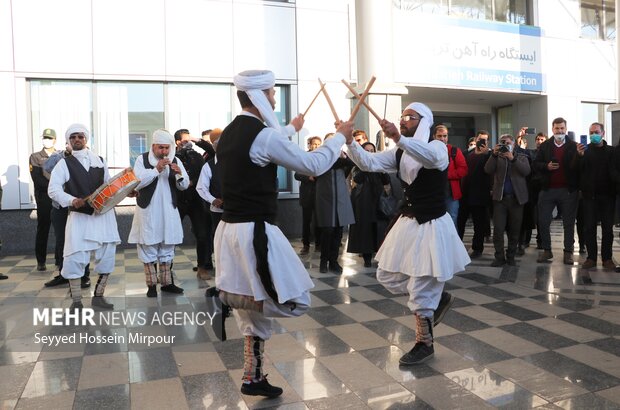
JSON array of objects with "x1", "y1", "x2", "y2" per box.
[{"x1": 484, "y1": 151, "x2": 531, "y2": 205}]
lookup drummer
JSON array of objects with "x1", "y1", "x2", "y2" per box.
[
  {"x1": 128, "y1": 129, "x2": 189, "y2": 297},
  {"x1": 48, "y1": 123, "x2": 121, "y2": 311}
]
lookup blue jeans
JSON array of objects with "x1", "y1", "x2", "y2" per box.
[{"x1": 445, "y1": 197, "x2": 459, "y2": 229}]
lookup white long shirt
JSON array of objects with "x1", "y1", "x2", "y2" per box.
[
  {"x1": 128, "y1": 154, "x2": 190, "y2": 245},
  {"x1": 215, "y1": 112, "x2": 346, "y2": 300},
  {"x1": 48, "y1": 150, "x2": 121, "y2": 256},
  {"x1": 196, "y1": 158, "x2": 223, "y2": 214}
]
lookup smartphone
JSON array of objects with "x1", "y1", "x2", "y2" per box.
[
  {"x1": 525, "y1": 127, "x2": 536, "y2": 135},
  {"x1": 550, "y1": 157, "x2": 559, "y2": 165},
  {"x1": 580, "y1": 135, "x2": 588, "y2": 149},
  {"x1": 567, "y1": 131, "x2": 575, "y2": 141}
]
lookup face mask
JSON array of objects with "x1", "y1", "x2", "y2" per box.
[
  {"x1": 42, "y1": 139, "x2": 55, "y2": 149},
  {"x1": 181, "y1": 141, "x2": 193, "y2": 149},
  {"x1": 519, "y1": 143, "x2": 526, "y2": 149},
  {"x1": 468, "y1": 145, "x2": 475, "y2": 152},
  {"x1": 553, "y1": 134, "x2": 565, "y2": 143},
  {"x1": 590, "y1": 133, "x2": 602, "y2": 144}
]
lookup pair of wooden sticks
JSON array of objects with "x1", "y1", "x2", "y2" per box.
[{"x1": 302, "y1": 76, "x2": 382, "y2": 123}]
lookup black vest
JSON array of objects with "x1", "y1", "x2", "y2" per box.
[
  {"x1": 218, "y1": 115, "x2": 277, "y2": 223},
  {"x1": 136, "y1": 152, "x2": 178, "y2": 209},
  {"x1": 396, "y1": 148, "x2": 447, "y2": 224},
  {"x1": 208, "y1": 158, "x2": 221, "y2": 200},
  {"x1": 64, "y1": 155, "x2": 105, "y2": 215}
]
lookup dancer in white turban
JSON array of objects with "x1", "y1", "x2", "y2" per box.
[
  {"x1": 208, "y1": 70, "x2": 354, "y2": 398},
  {"x1": 345, "y1": 103, "x2": 470, "y2": 365},
  {"x1": 48, "y1": 123, "x2": 120, "y2": 310},
  {"x1": 128, "y1": 129, "x2": 189, "y2": 297}
]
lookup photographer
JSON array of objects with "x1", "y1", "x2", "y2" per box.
[{"x1": 484, "y1": 135, "x2": 530, "y2": 266}]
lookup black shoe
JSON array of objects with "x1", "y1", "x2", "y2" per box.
[
  {"x1": 319, "y1": 261, "x2": 328, "y2": 273},
  {"x1": 399, "y1": 342, "x2": 434, "y2": 365},
  {"x1": 91, "y1": 296, "x2": 114, "y2": 310},
  {"x1": 81, "y1": 276, "x2": 91, "y2": 288},
  {"x1": 328, "y1": 261, "x2": 343, "y2": 274},
  {"x1": 490, "y1": 258, "x2": 506, "y2": 267},
  {"x1": 516, "y1": 246, "x2": 525, "y2": 256},
  {"x1": 37, "y1": 263, "x2": 47, "y2": 271},
  {"x1": 434, "y1": 292, "x2": 454, "y2": 326},
  {"x1": 69, "y1": 301, "x2": 83, "y2": 311},
  {"x1": 469, "y1": 250, "x2": 482, "y2": 259},
  {"x1": 45, "y1": 275, "x2": 69, "y2": 287},
  {"x1": 240, "y1": 377, "x2": 283, "y2": 398},
  {"x1": 161, "y1": 284, "x2": 184, "y2": 294},
  {"x1": 147, "y1": 285, "x2": 157, "y2": 297},
  {"x1": 205, "y1": 286, "x2": 219, "y2": 297},
  {"x1": 0, "y1": 273, "x2": 7, "y2": 280},
  {"x1": 193, "y1": 266, "x2": 198, "y2": 271}
]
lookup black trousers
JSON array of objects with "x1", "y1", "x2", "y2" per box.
[
  {"x1": 179, "y1": 202, "x2": 211, "y2": 268},
  {"x1": 35, "y1": 192, "x2": 53, "y2": 265},
  {"x1": 583, "y1": 195, "x2": 615, "y2": 262},
  {"x1": 492, "y1": 195, "x2": 524, "y2": 260},
  {"x1": 457, "y1": 202, "x2": 489, "y2": 252},
  {"x1": 210, "y1": 211, "x2": 222, "y2": 242},
  {"x1": 320, "y1": 226, "x2": 343, "y2": 263},
  {"x1": 301, "y1": 205, "x2": 320, "y2": 247}
]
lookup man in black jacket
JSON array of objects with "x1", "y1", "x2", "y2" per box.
[
  {"x1": 533, "y1": 117, "x2": 580, "y2": 265},
  {"x1": 174, "y1": 129, "x2": 212, "y2": 279},
  {"x1": 578, "y1": 123, "x2": 616, "y2": 270},
  {"x1": 294, "y1": 136, "x2": 322, "y2": 255}
]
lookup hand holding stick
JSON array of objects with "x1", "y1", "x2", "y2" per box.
[
  {"x1": 318, "y1": 78, "x2": 340, "y2": 123},
  {"x1": 302, "y1": 82, "x2": 326, "y2": 117},
  {"x1": 347, "y1": 76, "x2": 376, "y2": 122},
  {"x1": 341, "y1": 78, "x2": 382, "y2": 123}
]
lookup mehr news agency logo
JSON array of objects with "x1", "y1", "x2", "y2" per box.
[{"x1": 32, "y1": 307, "x2": 219, "y2": 347}]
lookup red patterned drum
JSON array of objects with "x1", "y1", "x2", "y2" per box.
[{"x1": 87, "y1": 168, "x2": 140, "y2": 214}]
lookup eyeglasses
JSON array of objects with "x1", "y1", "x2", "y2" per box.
[
  {"x1": 69, "y1": 134, "x2": 85, "y2": 140},
  {"x1": 400, "y1": 115, "x2": 422, "y2": 122}
]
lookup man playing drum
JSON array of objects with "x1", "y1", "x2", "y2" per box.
[
  {"x1": 48, "y1": 124, "x2": 120, "y2": 311},
  {"x1": 128, "y1": 129, "x2": 189, "y2": 297},
  {"x1": 209, "y1": 69, "x2": 353, "y2": 398}
]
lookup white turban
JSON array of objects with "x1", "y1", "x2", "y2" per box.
[
  {"x1": 64, "y1": 123, "x2": 104, "y2": 168},
  {"x1": 404, "y1": 102, "x2": 434, "y2": 143},
  {"x1": 65, "y1": 123, "x2": 90, "y2": 143},
  {"x1": 233, "y1": 70, "x2": 281, "y2": 130},
  {"x1": 149, "y1": 129, "x2": 176, "y2": 167}
]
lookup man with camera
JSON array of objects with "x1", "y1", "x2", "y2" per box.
[
  {"x1": 457, "y1": 130, "x2": 492, "y2": 258},
  {"x1": 533, "y1": 117, "x2": 580, "y2": 264},
  {"x1": 484, "y1": 134, "x2": 530, "y2": 266}
]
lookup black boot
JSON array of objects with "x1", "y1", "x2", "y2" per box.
[
  {"x1": 147, "y1": 285, "x2": 157, "y2": 298},
  {"x1": 161, "y1": 284, "x2": 184, "y2": 294},
  {"x1": 400, "y1": 315, "x2": 434, "y2": 365},
  {"x1": 328, "y1": 260, "x2": 343, "y2": 274},
  {"x1": 433, "y1": 292, "x2": 454, "y2": 326},
  {"x1": 319, "y1": 260, "x2": 328, "y2": 273},
  {"x1": 241, "y1": 377, "x2": 283, "y2": 398},
  {"x1": 91, "y1": 296, "x2": 114, "y2": 310}
]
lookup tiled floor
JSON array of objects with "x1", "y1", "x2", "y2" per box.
[{"x1": 1, "y1": 221, "x2": 620, "y2": 409}]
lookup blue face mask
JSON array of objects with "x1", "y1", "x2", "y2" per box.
[{"x1": 590, "y1": 133, "x2": 602, "y2": 144}]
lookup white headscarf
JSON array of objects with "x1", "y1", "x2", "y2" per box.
[
  {"x1": 64, "y1": 123, "x2": 104, "y2": 168},
  {"x1": 404, "y1": 102, "x2": 434, "y2": 143},
  {"x1": 233, "y1": 70, "x2": 281, "y2": 130},
  {"x1": 148, "y1": 129, "x2": 175, "y2": 167}
]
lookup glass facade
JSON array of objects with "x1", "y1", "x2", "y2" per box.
[
  {"x1": 581, "y1": 0, "x2": 616, "y2": 40},
  {"x1": 29, "y1": 81, "x2": 293, "y2": 191},
  {"x1": 393, "y1": 0, "x2": 529, "y2": 25}
]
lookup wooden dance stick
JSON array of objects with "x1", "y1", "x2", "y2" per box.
[
  {"x1": 341, "y1": 78, "x2": 382, "y2": 122},
  {"x1": 318, "y1": 78, "x2": 340, "y2": 123},
  {"x1": 347, "y1": 76, "x2": 376, "y2": 122},
  {"x1": 302, "y1": 82, "x2": 326, "y2": 117}
]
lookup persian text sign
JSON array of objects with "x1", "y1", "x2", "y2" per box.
[{"x1": 392, "y1": 12, "x2": 543, "y2": 92}]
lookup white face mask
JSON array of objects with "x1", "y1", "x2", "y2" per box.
[
  {"x1": 553, "y1": 134, "x2": 566, "y2": 143},
  {"x1": 42, "y1": 139, "x2": 55, "y2": 149}
]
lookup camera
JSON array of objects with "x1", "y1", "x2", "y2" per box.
[
  {"x1": 499, "y1": 143, "x2": 510, "y2": 153},
  {"x1": 476, "y1": 139, "x2": 487, "y2": 148}
]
